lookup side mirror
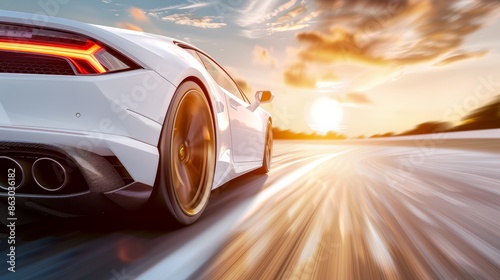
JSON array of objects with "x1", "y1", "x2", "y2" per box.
[
  {"x1": 256, "y1": 90, "x2": 274, "y2": 103},
  {"x1": 248, "y1": 90, "x2": 274, "y2": 112}
]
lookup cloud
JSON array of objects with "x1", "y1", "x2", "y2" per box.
[
  {"x1": 284, "y1": 0, "x2": 500, "y2": 88},
  {"x1": 147, "y1": 1, "x2": 217, "y2": 21},
  {"x1": 321, "y1": 71, "x2": 339, "y2": 82},
  {"x1": 269, "y1": 9, "x2": 320, "y2": 33},
  {"x1": 274, "y1": 5, "x2": 307, "y2": 24},
  {"x1": 236, "y1": 0, "x2": 282, "y2": 27},
  {"x1": 267, "y1": 0, "x2": 298, "y2": 18},
  {"x1": 252, "y1": 46, "x2": 278, "y2": 68},
  {"x1": 129, "y1": 7, "x2": 148, "y2": 21},
  {"x1": 161, "y1": 13, "x2": 226, "y2": 29},
  {"x1": 342, "y1": 92, "x2": 372, "y2": 106},
  {"x1": 149, "y1": 1, "x2": 215, "y2": 12},
  {"x1": 236, "y1": 0, "x2": 318, "y2": 37},
  {"x1": 283, "y1": 63, "x2": 317, "y2": 88},
  {"x1": 177, "y1": 1, "x2": 214, "y2": 10},
  {"x1": 295, "y1": 28, "x2": 386, "y2": 65},
  {"x1": 269, "y1": 23, "x2": 310, "y2": 32},
  {"x1": 116, "y1": 22, "x2": 143, "y2": 32},
  {"x1": 434, "y1": 50, "x2": 489, "y2": 66}
]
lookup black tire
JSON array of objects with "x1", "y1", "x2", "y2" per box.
[
  {"x1": 153, "y1": 81, "x2": 216, "y2": 225},
  {"x1": 256, "y1": 121, "x2": 273, "y2": 174}
]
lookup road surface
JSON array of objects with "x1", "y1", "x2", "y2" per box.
[{"x1": 1, "y1": 140, "x2": 499, "y2": 279}]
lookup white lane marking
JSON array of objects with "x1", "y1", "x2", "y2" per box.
[{"x1": 136, "y1": 200, "x2": 257, "y2": 280}]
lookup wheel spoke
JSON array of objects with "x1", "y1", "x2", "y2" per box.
[
  {"x1": 174, "y1": 162, "x2": 191, "y2": 205},
  {"x1": 189, "y1": 129, "x2": 209, "y2": 148},
  {"x1": 186, "y1": 116, "x2": 205, "y2": 144},
  {"x1": 177, "y1": 106, "x2": 192, "y2": 140},
  {"x1": 189, "y1": 144, "x2": 207, "y2": 159},
  {"x1": 186, "y1": 161, "x2": 202, "y2": 184}
]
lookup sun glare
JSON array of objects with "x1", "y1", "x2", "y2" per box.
[{"x1": 305, "y1": 97, "x2": 344, "y2": 134}]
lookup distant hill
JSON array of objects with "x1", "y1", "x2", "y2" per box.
[
  {"x1": 369, "y1": 95, "x2": 500, "y2": 138},
  {"x1": 450, "y1": 95, "x2": 500, "y2": 132},
  {"x1": 398, "y1": 121, "x2": 452, "y2": 136},
  {"x1": 272, "y1": 128, "x2": 346, "y2": 140}
]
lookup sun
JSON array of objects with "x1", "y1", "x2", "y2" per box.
[{"x1": 305, "y1": 97, "x2": 344, "y2": 134}]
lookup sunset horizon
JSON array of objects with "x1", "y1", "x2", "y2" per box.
[{"x1": 2, "y1": 0, "x2": 500, "y2": 137}]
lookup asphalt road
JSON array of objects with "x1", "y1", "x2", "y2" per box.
[{"x1": 1, "y1": 140, "x2": 499, "y2": 280}]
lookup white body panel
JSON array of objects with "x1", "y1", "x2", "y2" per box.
[
  {"x1": 224, "y1": 90, "x2": 266, "y2": 163},
  {"x1": 0, "y1": 10, "x2": 271, "y2": 192}
]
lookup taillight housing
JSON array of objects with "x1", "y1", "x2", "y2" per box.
[{"x1": 0, "y1": 23, "x2": 140, "y2": 75}]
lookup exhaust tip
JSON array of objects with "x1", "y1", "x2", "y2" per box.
[
  {"x1": 0, "y1": 156, "x2": 25, "y2": 190},
  {"x1": 32, "y1": 158, "x2": 67, "y2": 192}
]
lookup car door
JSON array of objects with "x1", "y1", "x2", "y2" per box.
[{"x1": 196, "y1": 52, "x2": 264, "y2": 163}]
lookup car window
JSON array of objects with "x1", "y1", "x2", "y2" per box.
[
  {"x1": 196, "y1": 52, "x2": 247, "y2": 102},
  {"x1": 184, "y1": 48, "x2": 203, "y2": 65}
]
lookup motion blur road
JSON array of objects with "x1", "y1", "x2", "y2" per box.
[{"x1": 1, "y1": 140, "x2": 500, "y2": 280}]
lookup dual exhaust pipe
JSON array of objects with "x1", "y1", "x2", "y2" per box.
[{"x1": 0, "y1": 156, "x2": 67, "y2": 191}]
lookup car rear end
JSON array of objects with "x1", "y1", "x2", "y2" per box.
[{"x1": 0, "y1": 11, "x2": 177, "y2": 217}]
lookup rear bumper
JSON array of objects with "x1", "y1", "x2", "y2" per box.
[
  {"x1": 0, "y1": 126, "x2": 159, "y2": 186},
  {"x1": 0, "y1": 134, "x2": 156, "y2": 217}
]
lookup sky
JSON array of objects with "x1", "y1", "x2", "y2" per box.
[{"x1": 1, "y1": 0, "x2": 500, "y2": 137}]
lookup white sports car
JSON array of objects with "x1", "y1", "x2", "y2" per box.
[{"x1": 0, "y1": 11, "x2": 273, "y2": 225}]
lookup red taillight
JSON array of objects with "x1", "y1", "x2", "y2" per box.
[
  {"x1": 0, "y1": 39, "x2": 106, "y2": 74},
  {"x1": 0, "y1": 23, "x2": 139, "y2": 75}
]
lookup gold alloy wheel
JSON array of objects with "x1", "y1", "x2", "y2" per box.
[
  {"x1": 170, "y1": 88, "x2": 215, "y2": 216},
  {"x1": 256, "y1": 121, "x2": 273, "y2": 174},
  {"x1": 264, "y1": 124, "x2": 272, "y2": 170}
]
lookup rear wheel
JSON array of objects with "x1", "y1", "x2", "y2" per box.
[
  {"x1": 154, "y1": 81, "x2": 216, "y2": 225},
  {"x1": 256, "y1": 121, "x2": 272, "y2": 174}
]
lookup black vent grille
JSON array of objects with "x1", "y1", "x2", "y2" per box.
[
  {"x1": 0, "y1": 52, "x2": 75, "y2": 75},
  {"x1": 104, "y1": 156, "x2": 134, "y2": 185}
]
